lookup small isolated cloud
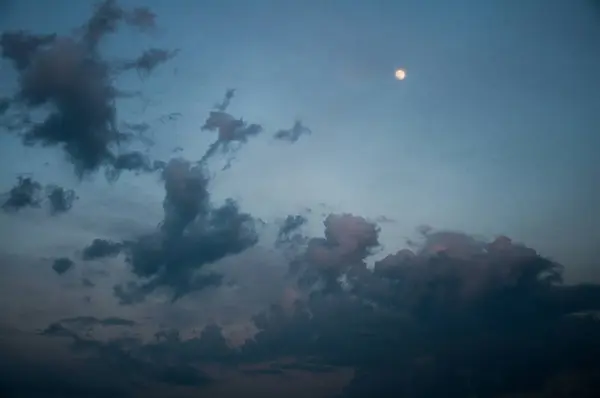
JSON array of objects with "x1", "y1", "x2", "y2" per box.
[
  {"x1": 46, "y1": 185, "x2": 78, "y2": 215},
  {"x1": 82, "y1": 239, "x2": 124, "y2": 261},
  {"x1": 52, "y1": 257, "x2": 74, "y2": 275},
  {"x1": 273, "y1": 120, "x2": 312, "y2": 143}
]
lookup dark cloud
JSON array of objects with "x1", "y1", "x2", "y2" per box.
[
  {"x1": 82, "y1": 277, "x2": 96, "y2": 288},
  {"x1": 214, "y1": 88, "x2": 235, "y2": 112},
  {"x1": 120, "y1": 48, "x2": 179, "y2": 78},
  {"x1": 52, "y1": 257, "x2": 74, "y2": 274},
  {"x1": 275, "y1": 215, "x2": 309, "y2": 262},
  {"x1": 125, "y1": 6, "x2": 157, "y2": 31},
  {"x1": 112, "y1": 158, "x2": 260, "y2": 303},
  {"x1": 0, "y1": 30, "x2": 56, "y2": 71},
  {"x1": 273, "y1": 120, "x2": 312, "y2": 143},
  {"x1": 0, "y1": 97, "x2": 10, "y2": 115},
  {"x1": 1, "y1": 176, "x2": 43, "y2": 211},
  {"x1": 276, "y1": 214, "x2": 308, "y2": 246},
  {"x1": 82, "y1": 238, "x2": 124, "y2": 261},
  {"x1": 293, "y1": 214, "x2": 380, "y2": 292},
  {"x1": 239, "y1": 224, "x2": 600, "y2": 397},
  {"x1": 199, "y1": 90, "x2": 263, "y2": 165},
  {"x1": 0, "y1": 0, "x2": 173, "y2": 178},
  {"x1": 38, "y1": 320, "x2": 215, "y2": 390},
  {"x1": 105, "y1": 151, "x2": 164, "y2": 181},
  {"x1": 1, "y1": 176, "x2": 77, "y2": 214},
  {"x1": 42, "y1": 219, "x2": 600, "y2": 397},
  {"x1": 46, "y1": 184, "x2": 78, "y2": 214}
]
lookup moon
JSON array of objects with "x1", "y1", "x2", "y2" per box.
[{"x1": 395, "y1": 69, "x2": 406, "y2": 80}]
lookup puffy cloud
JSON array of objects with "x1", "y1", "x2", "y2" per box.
[
  {"x1": 295, "y1": 214, "x2": 380, "y2": 290},
  {"x1": 0, "y1": 0, "x2": 174, "y2": 178},
  {"x1": 112, "y1": 159, "x2": 259, "y2": 303},
  {"x1": 82, "y1": 239, "x2": 124, "y2": 261},
  {"x1": 1, "y1": 176, "x2": 77, "y2": 214},
  {"x1": 46, "y1": 185, "x2": 78, "y2": 215},
  {"x1": 52, "y1": 257, "x2": 74, "y2": 275},
  {"x1": 34, "y1": 233, "x2": 600, "y2": 396},
  {"x1": 1, "y1": 176, "x2": 43, "y2": 211}
]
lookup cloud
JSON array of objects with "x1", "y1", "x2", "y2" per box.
[
  {"x1": 214, "y1": 88, "x2": 235, "y2": 112},
  {"x1": 82, "y1": 238, "x2": 124, "y2": 261},
  {"x1": 110, "y1": 158, "x2": 260, "y2": 303},
  {"x1": 0, "y1": 0, "x2": 174, "y2": 178},
  {"x1": 120, "y1": 48, "x2": 180, "y2": 78},
  {"x1": 34, "y1": 223, "x2": 600, "y2": 396},
  {"x1": 273, "y1": 120, "x2": 312, "y2": 143},
  {"x1": 277, "y1": 215, "x2": 308, "y2": 243},
  {"x1": 46, "y1": 185, "x2": 78, "y2": 215},
  {"x1": 199, "y1": 90, "x2": 263, "y2": 165},
  {"x1": 39, "y1": 320, "x2": 216, "y2": 389},
  {"x1": 275, "y1": 215, "x2": 309, "y2": 255},
  {"x1": 52, "y1": 257, "x2": 74, "y2": 275},
  {"x1": 0, "y1": 97, "x2": 10, "y2": 115},
  {"x1": 62, "y1": 220, "x2": 599, "y2": 397},
  {"x1": 1, "y1": 176, "x2": 77, "y2": 214},
  {"x1": 82, "y1": 278, "x2": 96, "y2": 288},
  {"x1": 292, "y1": 214, "x2": 380, "y2": 292},
  {"x1": 1, "y1": 176, "x2": 43, "y2": 211}
]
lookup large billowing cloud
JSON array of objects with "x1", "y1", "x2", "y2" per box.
[
  {"x1": 292, "y1": 214, "x2": 380, "y2": 292},
  {"x1": 36, "y1": 216, "x2": 600, "y2": 396}
]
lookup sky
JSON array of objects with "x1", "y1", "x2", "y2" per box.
[{"x1": 0, "y1": 1, "x2": 599, "y2": 397}]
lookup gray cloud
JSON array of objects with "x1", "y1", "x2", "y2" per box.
[
  {"x1": 1, "y1": 176, "x2": 77, "y2": 215},
  {"x1": 199, "y1": 90, "x2": 263, "y2": 166},
  {"x1": 52, "y1": 257, "x2": 74, "y2": 275},
  {"x1": 273, "y1": 120, "x2": 312, "y2": 143},
  {"x1": 1, "y1": 176, "x2": 43, "y2": 212},
  {"x1": 0, "y1": 0, "x2": 175, "y2": 178},
  {"x1": 82, "y1": 239, "x2": 124, "y2": 261},
  {"x1": 111, "y1": 158, "x2": 259, "y2": 303},
  {"x1": 33, "y1": 213, "x2": 600, "y2": 396},
  {"x1": 46, "y1": 185, "x2": 78, "y2": 215},
  {"x1": 119, "y1": 48, "x2": 180, "y2": 78}
]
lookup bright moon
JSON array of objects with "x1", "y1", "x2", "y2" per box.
[{"x1": 395, "y1": 69, "x2": 406, "y2": 80}]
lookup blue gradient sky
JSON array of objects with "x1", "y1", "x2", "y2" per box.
[{"x1": 1, "y1": 0, "x2": 598, "y2": 289}]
